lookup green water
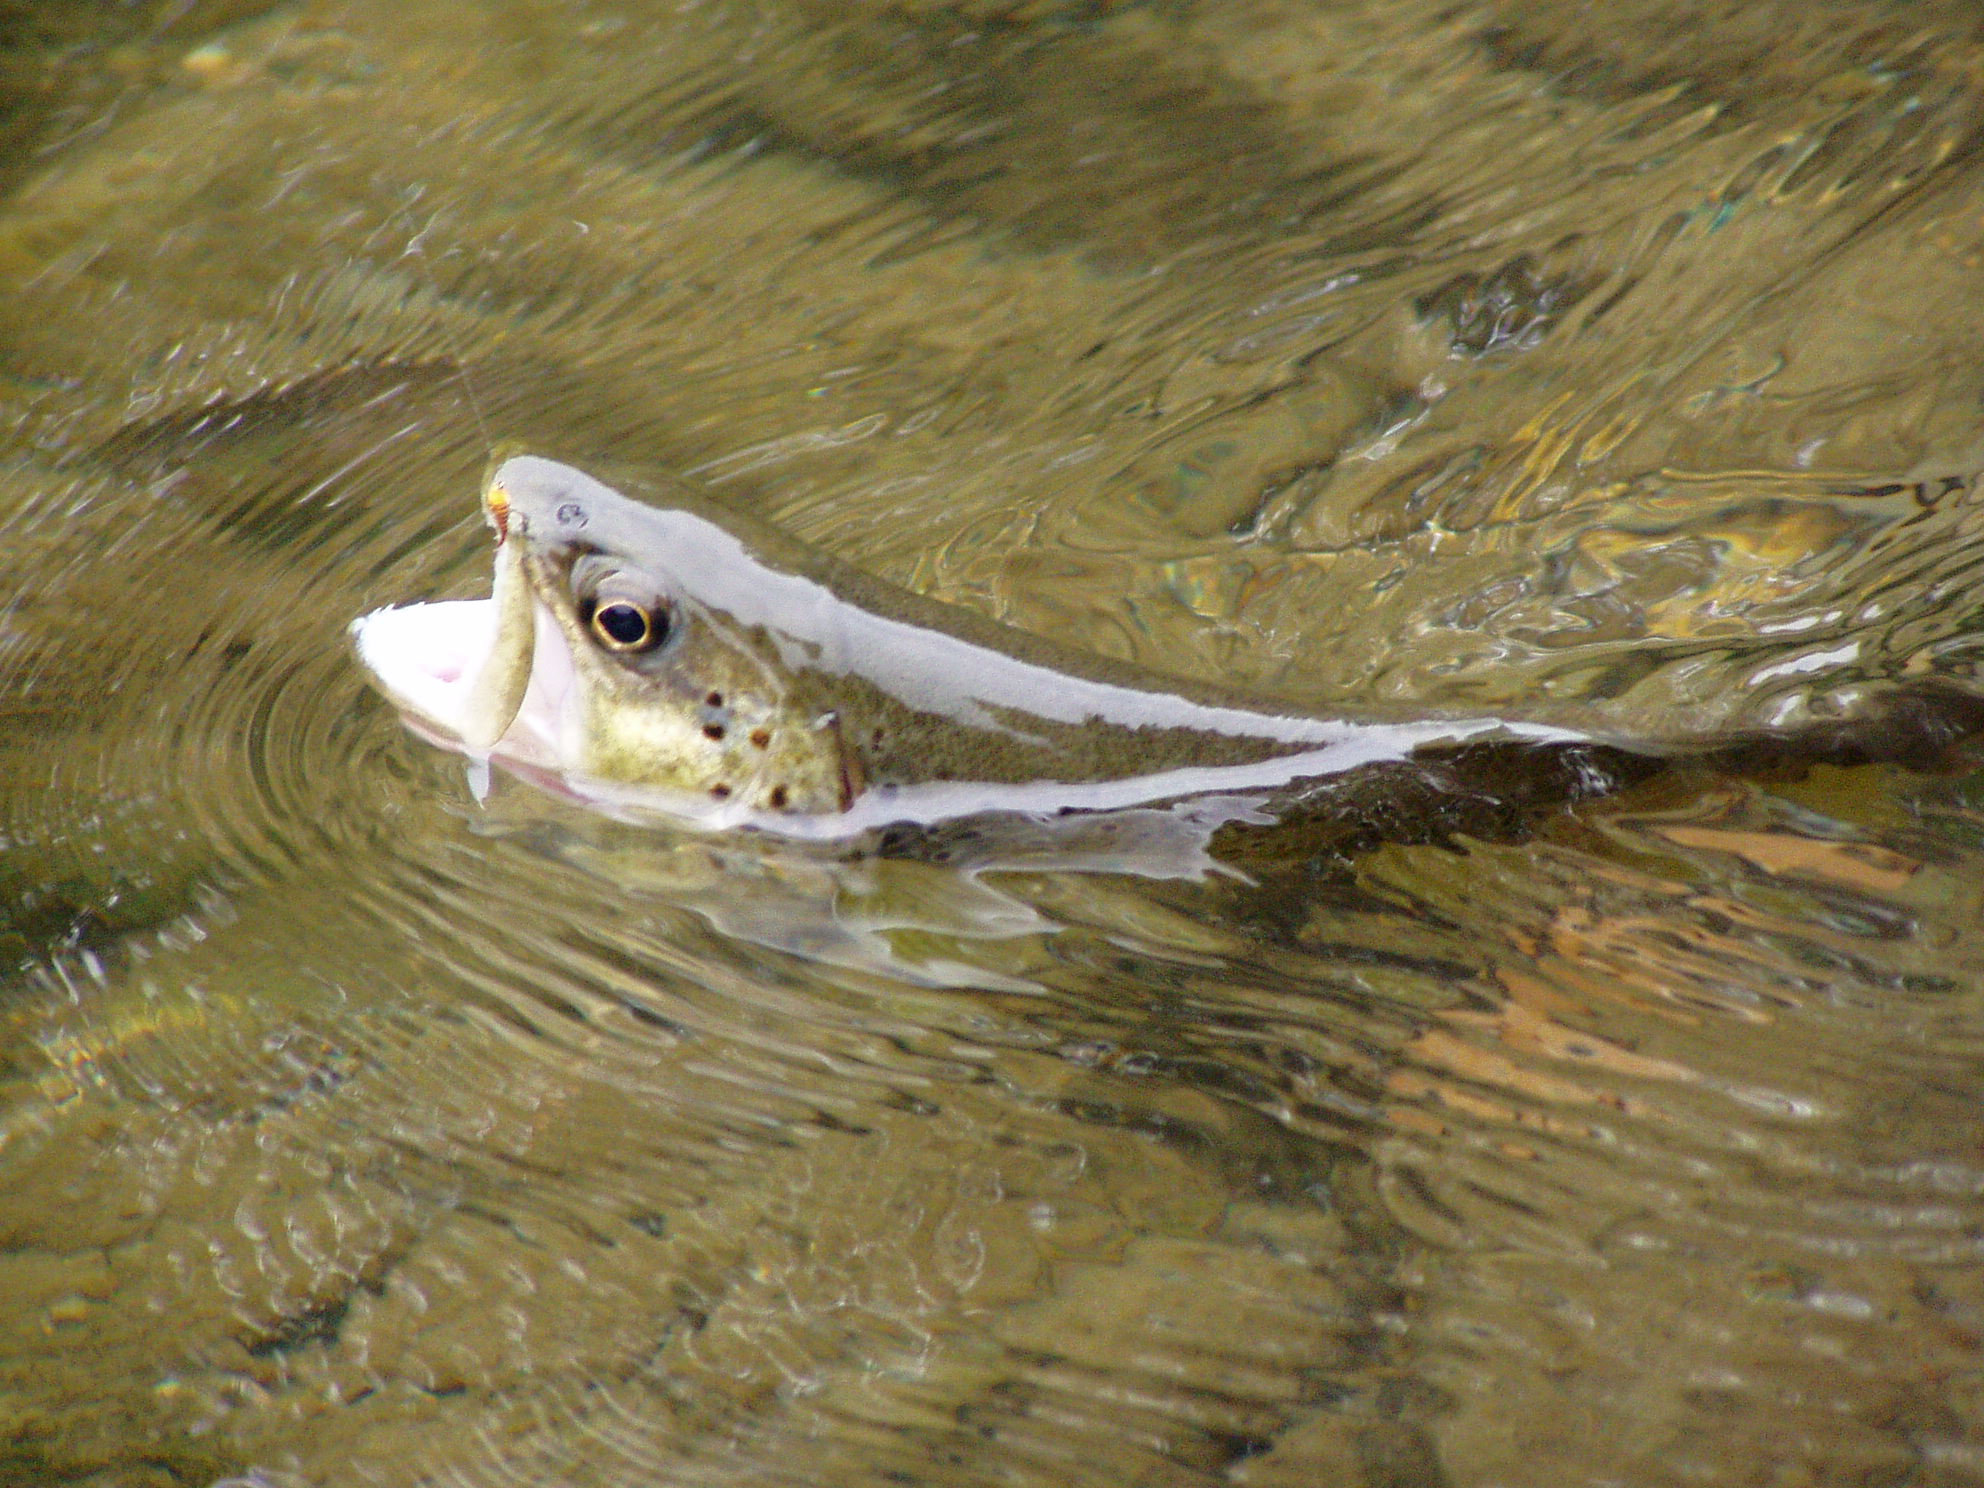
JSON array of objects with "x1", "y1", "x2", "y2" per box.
[{"x1": 6, "y1": 1, "x2": 1984, "y2": 1484}]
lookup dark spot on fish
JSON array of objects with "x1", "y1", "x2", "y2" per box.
[
  {"x1": 703, "y1": 723, "x2": 725, "y2": 741},
  {"x1": 769, "y1": 785, "x2": 789, "y2": 810},
  {"x1": 749, "y1": 728, "x2": 771, "y2": 750},
  {"x1": 556, "y1": 501, "x2": 586, "y2": 527},
  {"x1": 706, "y1": 691, "x2": 724, "y2": 708},
  {"x1": 710, "y1": 783, "x2": 731, "y2": 799}
]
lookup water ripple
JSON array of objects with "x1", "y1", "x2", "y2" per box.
[{"x1": 6, "y1": 3, "x2": 1984, "y2": 1486}]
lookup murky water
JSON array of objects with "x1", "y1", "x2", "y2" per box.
[{"x1": 6, "y1": 1, "x2": 1984, "y2": 1484}]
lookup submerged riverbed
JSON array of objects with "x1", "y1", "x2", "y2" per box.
[{"x1": 6, "y1": 2, "x2": 1984, "y2": 1484}]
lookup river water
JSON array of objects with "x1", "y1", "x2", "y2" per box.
[{"x1": 6, "y1": 2, "x2": 1984, "y2": 1484}]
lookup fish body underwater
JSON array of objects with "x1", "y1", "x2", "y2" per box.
[{"x1": 352, "y1": 455, "x2": 1583, "y2": 839}]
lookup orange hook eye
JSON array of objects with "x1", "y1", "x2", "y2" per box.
[{"x1": 485, "y1": 481, "x2": 511, "y2": 543}]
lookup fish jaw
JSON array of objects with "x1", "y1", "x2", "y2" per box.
[
  {"x1": 350, "y1": 593, "x2": 801, "y2": 825},
  {"x1": 351, "y1": 598, "x2": 501, "y2": 735},
  {"x1": 351, "y1": 598, "x2": 579, "y2": 771}
]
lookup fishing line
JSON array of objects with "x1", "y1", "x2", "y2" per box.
[
  {"x1": 450, "y1": 333, "x2": 496, "y2": 455},
  {"x1": 397, "y1": 198, "x2": 497, "y2": 457},
  {"x1": 393, "y1": 210, "x2": 510, "y2": 806}
]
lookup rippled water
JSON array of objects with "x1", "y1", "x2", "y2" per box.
[{"x1": 7, "y1": 1, "x2": 1984, "y2": 1484}]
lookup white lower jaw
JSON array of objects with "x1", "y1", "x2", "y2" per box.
[{"x1": 351, "y1": 599, "x2": 577, "y2": 771}]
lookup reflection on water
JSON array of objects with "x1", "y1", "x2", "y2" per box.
[{"x1": 6, "y1": 0, "x2": 1984, "y2": 1483}]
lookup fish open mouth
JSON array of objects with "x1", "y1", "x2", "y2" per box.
[
  {"x1": 352, "y1": 598, "x2": 502, "y2": 734},
  {"x1": 351, "y1": 550, "x2": 577, "y2": 768}
]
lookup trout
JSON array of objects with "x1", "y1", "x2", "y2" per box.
[{"x1": 352, "y1": 456, "x2": 1579, "y2": 838}]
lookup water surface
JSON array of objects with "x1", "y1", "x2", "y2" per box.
[{"x1": 6, "y1": 2, "x2": 1984, "y2": 1484}]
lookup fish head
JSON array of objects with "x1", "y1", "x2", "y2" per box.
[{"x1": 354, "y1": 455, "x2": 853, "y2": 819}]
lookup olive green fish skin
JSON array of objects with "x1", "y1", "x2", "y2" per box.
[{"x1": 472, "y1": 456, "x2": 1571, "y2": 831}]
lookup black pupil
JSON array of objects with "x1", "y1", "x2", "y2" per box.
[{"x1": 596, "y1": 602, "x2": 652, "y2": 646}]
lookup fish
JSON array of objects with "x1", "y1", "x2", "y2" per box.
[{"x1": 351, "y1": 455, "x2": 1586, "y2": 839}]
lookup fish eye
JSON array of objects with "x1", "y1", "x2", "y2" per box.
[
  {"x1": 588, "y1": 600, "x2": 668, "y2": 652},
  {"x1": 571, "y1": 557, "x2": 674, "y2": 654}
]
